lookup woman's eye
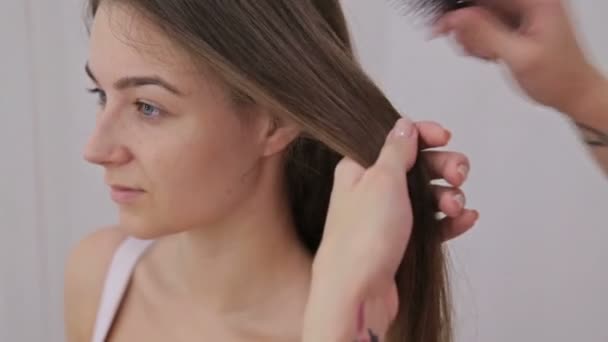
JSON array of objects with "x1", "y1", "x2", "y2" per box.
[
  {"x1": 136, "y1": 102, "x2": 163, "y2": 118},
  {"x1": 87, "y1": 88, "x2": 107, "y2": 106}
]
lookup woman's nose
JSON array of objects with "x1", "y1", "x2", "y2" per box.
[{"x1": 83, "y1": 114, "x2": 132, "y2": 167}]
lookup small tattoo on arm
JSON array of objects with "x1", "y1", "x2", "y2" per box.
[
  {"x1": 353, "y1": 329, "x2": 379, "y2": 342},
  {"x1": 368, "y1": 329, "x2": 379, "y2": 342},
  {"x1": 575, "y1": 121, "x2": 608, "y2": 147},
  {"x1": 354, "y1": 303, "x2": 380, "y2": 342}
]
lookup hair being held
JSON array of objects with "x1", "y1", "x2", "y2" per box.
[{"x1": 86, "y1": 1, "x2": 452, "y2": 341}]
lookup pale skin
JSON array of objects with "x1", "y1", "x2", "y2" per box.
[
  {"x1": 65, "y1": 4, "x2": 477, "y2": 342},
  {"x1": 303, "y1": 118, "x2": 429, "y2": 341}
]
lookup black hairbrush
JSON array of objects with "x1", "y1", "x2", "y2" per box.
[
  {"x1": 390, "y1": 0, "x2": 521, "y2": 28},
  {"x1": 390, "y1": 0, "x2": 476, "y2": 19}
]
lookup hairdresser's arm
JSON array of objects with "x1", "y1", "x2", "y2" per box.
[
  {"x1": 303, "y1": 117, "x2": 419, "y2": 341},
  {"x1": 566, "y1": 76, "x2": 608, "y2": 173},
  {"x1": 433, "y1": 0, "x2": 608, "y2": 174},
  {"x1": 302, "y1": 271, "x2": 371, "y2": 341}
]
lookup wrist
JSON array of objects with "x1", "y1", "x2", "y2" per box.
[
  {"x1": 558, "y1": 68, "x2": 608, "y2": 122},
  {"x1": 310, "y1": 262, "x2": 367, "y2": 312},
  {"x1": 303, "y1": 285, "x2": 362, "y2": 342},
  {"x1": 303, "y1": 267, "x2": 366, "y2": 342}
]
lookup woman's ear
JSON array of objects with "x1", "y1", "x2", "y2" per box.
[{"x1": 261, "y1": 114, "x2": 301, "y2": 157}]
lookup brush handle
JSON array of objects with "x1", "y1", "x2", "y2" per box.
[{"x1": 448, "y1": 0, "x2": 475, "y2": 11}]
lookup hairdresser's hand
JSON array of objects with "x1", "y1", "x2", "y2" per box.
[
  {"x1": 416, "y1": 121, "x2": 477, "y2": 240},
  {"x1": 433, "y1": 0, "x2": 606, "y2": 117},
  {"x1": 302, "y1": 119, "x2": 477, "y2": 341},
  {"x1": 303, "y1": 117, "x2": 426, "y2": 341}
]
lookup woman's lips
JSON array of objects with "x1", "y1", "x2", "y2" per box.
[{"x1": 110, "y1": 186, "x2": 145, "y2": 204}]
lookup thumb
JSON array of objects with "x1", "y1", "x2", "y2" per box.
[
  {"x1": 374, "y1": 117, "x2": 419, "y2": 174},
  {"x1": 434, "y1": 7, "x2": 529, "y2": 63}
]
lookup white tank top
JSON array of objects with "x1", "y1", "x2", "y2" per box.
[{"x1": 91, "y1": 237, "x2": 154, "y2": 342}]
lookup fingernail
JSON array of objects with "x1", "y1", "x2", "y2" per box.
[
  {"x1": 393, "y1": 118, "x2": 414, "y2": 138},
  {"x1": 472, "y1": 210, "x2": 480, "y2": 222},
  {"x1": 457, "y1": 164, "x2": 469, "y2": 180},
  {"x1": 453, "y1": 194, "x2": 466, "y2": 209},
  {"x1": 445, "y1": 129, "x2": 452, "y2": 142}
]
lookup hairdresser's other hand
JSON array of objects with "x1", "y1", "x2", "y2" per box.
[
  {"x1": 303, "y1": 118, "x2": 419, "y2": 341},
  {"x1": 416, "y1": 121, "x2": 478, "y2": 241},
  {"x1": 433, "y1": 0, "x2": 606, "y2": 117}
]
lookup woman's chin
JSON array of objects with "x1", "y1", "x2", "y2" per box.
[{"x1": 118, "y1": 212, "x2": 171, "y2": 240}]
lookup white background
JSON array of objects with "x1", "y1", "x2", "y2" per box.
[{"x1": 1, "y1": 0, "x2": 607, "y2": 341}]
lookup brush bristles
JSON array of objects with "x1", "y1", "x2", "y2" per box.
[{"x1": 389, "y1": 0, "x2": 475, "y2": 19}]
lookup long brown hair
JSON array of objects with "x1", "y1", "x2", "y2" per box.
[{"x1": 87, "y1": 1, "x2": 452, "y2": 340}]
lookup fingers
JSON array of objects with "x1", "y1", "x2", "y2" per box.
[
  {"x1": 374, "y1": 117, "x2": 419, "y2": 174},
  {"x1": 337, "y1": 118, "x2": 423, "y2": 188},
  {"x1": 415, "y1": 124, "x2": 475, "y2": 241},
  {"x1": 371, "y1": 118, "x2": 477, "y2": 243},
  {"x1": 440, "y1": 209, "x2": 479, "y2": 242},
  {"x1": 433, "y1": 185, "x2": 466, "y2": 218},
  {"x1": 433, "y1": 7, "x2": 528, "y2": 63},
  {"x1": 432, "y1": 181, "x2": 479, "y2": 242},
  {"x1": 415, "y1": 121, "x2": 451, "y2": 149},
  {"x1": 423, "y1": 150, "x2": 470, "y2": 186}
]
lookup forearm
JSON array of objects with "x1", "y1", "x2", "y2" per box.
[
  {"x1": 302, "y1": 269, "x2": 384, "y2": 342},
  {"x1": 563, "y1": 74, "x2": 608, "y2": 175},
  {"x1": 302, "y1": 277, "x2": 362, "y2": 342}
]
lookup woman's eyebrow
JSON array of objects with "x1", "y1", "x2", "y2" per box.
[{"x1": 85, "y1": 63, "x2": 185, "y2": 96}]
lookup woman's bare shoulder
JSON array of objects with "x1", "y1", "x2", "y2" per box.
[{"x1": 64, "y1": 226, "x2": 128, "y2": 342}]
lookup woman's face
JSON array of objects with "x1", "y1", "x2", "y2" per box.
[{"x1": 85, "y1": 4, "x2": 278, "y2": 238}]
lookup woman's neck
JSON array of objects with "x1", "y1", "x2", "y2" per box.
[
  {"x1": 171, "y1": 211, "x2": 312, "y2": 314},
  {"x1": 149, "y1": 163, "x2": 313, "y2": 322}
]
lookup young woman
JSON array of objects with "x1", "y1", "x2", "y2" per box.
[{"x1": 65, "y1": 1, "x2": 477, "y2": 341}]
